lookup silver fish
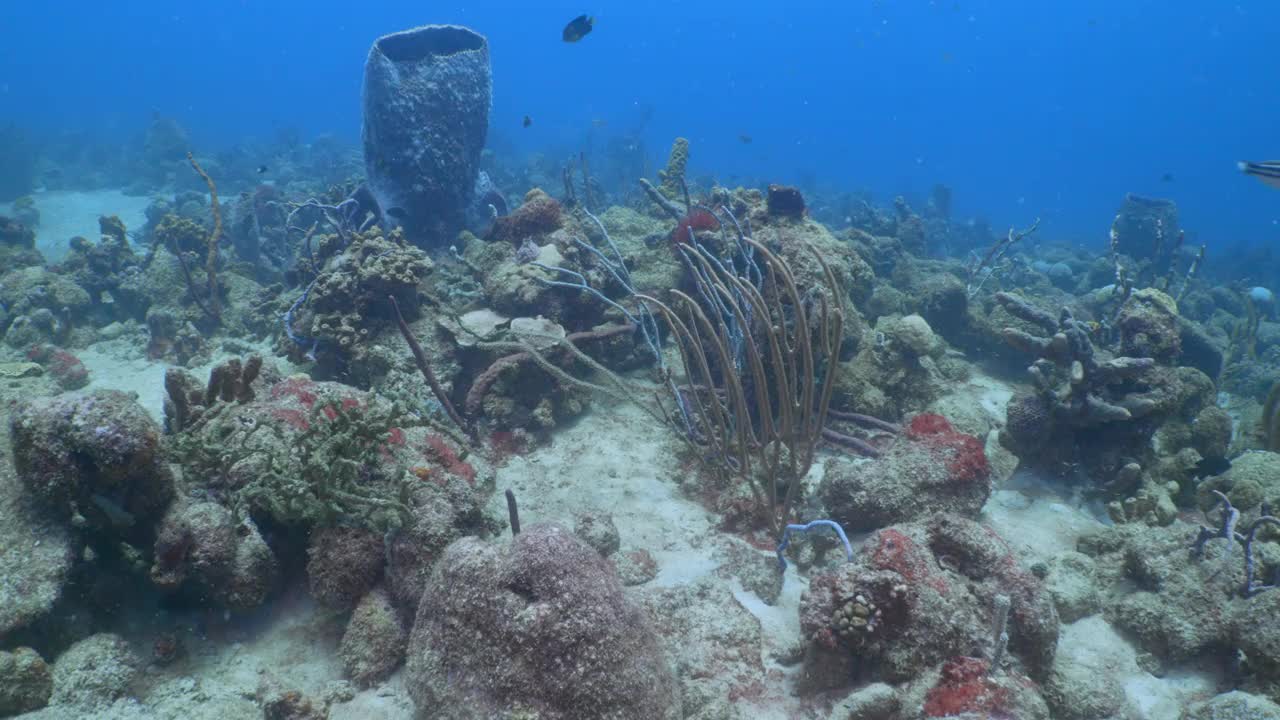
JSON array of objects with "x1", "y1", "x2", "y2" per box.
[{"x1": 1239, "y1": 160, "x2": 1280, "y2": 189}]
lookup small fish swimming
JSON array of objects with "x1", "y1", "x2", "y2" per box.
[
  {"x1": 256, "y1": 165, "x2": 268, "y2": 174},
  {"x1": 1161, "y1": 172, "x2": 1174, "y2": 182},
  {"x1": 1240, "y1": 160, "x2": 1280, "y2": 189},
  {"x1": 738, "y1": 134, "x2": 752, "y2": 144},
  {"x1": 522, "y1": 115, "x2": 532, "y2": 128},
  {"x1": 563, "y1": 14, "x2": 594, "y2": 43}
]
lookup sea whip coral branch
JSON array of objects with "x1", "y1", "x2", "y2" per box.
[
  {"x1": 388, "y1": 295, "x2": 475, "y2": 443},
  {"x1": 186, "y1": 152, "x2": 222, "y2": 319}
]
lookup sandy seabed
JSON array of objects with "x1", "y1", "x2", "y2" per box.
[{"x1": 3, "y1": 189, "x2": 151, "y2": 263}]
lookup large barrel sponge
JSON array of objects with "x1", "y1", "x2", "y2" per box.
[
  {"x1": 10, "y1": 389, "x2": 174, "y2": 534},
  {"x1": 362, "y1": 24, "x2": 491, "y2": 248},
  {"x1": 404, "y1": 524, "x2": 681, "y2": 720}
]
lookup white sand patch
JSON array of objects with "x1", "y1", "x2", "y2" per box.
[
  {"x1": 969, "y1": 371, "x2": 1015, "y2": 422},
  {"x1": 983, "y1": 486, "x2": 1104, "y2": 564},
  {"x1": 1057, "y1": 616, "x2": 1217, "y2": 719},
  {"x1": 77, "y1": 338, "x2": 284, "y2": 424},
  {"x1": 493, "y1": 401, "x2": 718, "y2": 575},
  {"x1": 2, "y1": 189, "x2": 152, "y2": 263}
]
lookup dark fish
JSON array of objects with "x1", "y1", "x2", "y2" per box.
[
  {"x1": 523, "y1": 115, "x2": 532, "y2": 128},
  {"x1": 256, "y1": 165, "x2": 268, "y2": 174},
  {"x1": 1240, "y1": 160, "x2": 1280, "y2": 189},
  {"x1": 1161, "y1": 172, "x2": 1174, "y2": 182},
  {"x1": 738, "y1": 134, "x2": 752, "y2": 144},
  {"x1": 563, "y1": 14, "x2": 594, "y2": 42}
]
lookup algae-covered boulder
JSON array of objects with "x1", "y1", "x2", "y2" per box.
[
  {"x1": 1182, "y1": 691, "x2": 1280, "y2": 720},
  {"x1": 404, "y1": 523, "x2": 681, "y2": 720},
  {"x1": 340, "y1": 585, "x2": 408, "y2": 688},
  {"x1": 1043, "y1": 551, "x2": 1101, "y2": 623},
  {"x1": 832, "y1": 314, "x2": 947, "y2": 420},
  {"x1": 150, "y1": 500, "x2": 278, "y2": 611},
  {"x1": 49, "y1": 633, "x2": 139, "y2": 709},
  {"x1": 0, "y1": 647, "x2": 53, "y2": 715},
  {"x1": 1116, "y1": 288, "x2": 1182, "y2": 362},
  {"x1": 820, "y1": 414, "x2": 991, "y2": 532},
  {"x1": 799, "y1": 515, "x2": 1058, "y2": 689},
  {"x1": 10, "y1": 389, "x2": 174, "y2": 536},
  {"x1": 1197, "y1": 451, "x2": 1280, "y2": 513},
  {"x1": 306, "y1": 525, "x2": 384, "y2": 611},
  {"x1": 0, "y1": 449, "x2": 74, "y2": 642}
]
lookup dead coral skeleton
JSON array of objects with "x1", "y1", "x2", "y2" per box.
[
  {"x1": 996, "y1": 291, "x2": 1157, "y2": 426},
  {"x1": 965, "y1": 218, "x2": 1039, "y2": 299}
]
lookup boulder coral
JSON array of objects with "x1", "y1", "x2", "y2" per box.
[
  {"x1": 306, "y1": 525, "x2": 385, "y2": 611},
  {"x1": 404, "y1": 523, "x2": 681, "y2": 720},
  {"x1": 150, "y1": 500, "x2": 278, "y2": 611},
  {"x1": 820, "y1": 414, "x2": 991, "y2": 532},
  {"x1": 10, "y1": 389, "x2": 174, "y2": 537},
  {"x1": 799, "y1": 514, "x2": 1058, "y2": 689},
  {"x1": 339, "y1": 585, "x2": 407, "y2": 688}
]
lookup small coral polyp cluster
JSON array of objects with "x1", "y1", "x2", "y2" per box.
[{"x1": 2, "y1": 79, "x2": 1280, "y2": 718}]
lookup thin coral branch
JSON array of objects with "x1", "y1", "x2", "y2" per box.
[
  {"x1": 966, "y1": 217, "x2": 1039, "y2": 299},
  {"x1": 186, "y1": 151, "x2": 222, "y2": 319},
  {"x1": 388, "y1": 294, "x2": 475, "y2": 444}
]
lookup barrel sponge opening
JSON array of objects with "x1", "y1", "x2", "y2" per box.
[{"x1": 376, "y1": 25, "x2": 485, "y2": 62}]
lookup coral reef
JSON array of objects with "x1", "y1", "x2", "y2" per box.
[
  {"x1": 1077, "y1": 514, "x2": 1280, "y2": 696},
  {"x1": 149, "y1": 500, "x2": 278, "y2": 610},
  {"x1": 404, "y1": 524, "x2": 681, "y2": 719},
  {"x1": 339, "y1": 585, "x2": 407, "y2": 688},
  {"x1": 0, "y1": 215, "x2": 43, "y2": 269},
  {"x1": 10, "y1": 390, "x2": 174, "y2": 537},
  {"x1": 799, "y1": 514, "x2": 1058, "y2": 691},
  {"x1": 820, "y1": 414, "x2": 991, "y2": 532},
  {"x1": 0, "y1": 647, "x2": 52, "y2": 715},
  {"x1": 306, "y1": 526, "x2": 384, "y2": 611},
  {"x1": 48, "y1": 633, "x2": 140, "y2": 710},
  {"x1": 286, "y1": 225, "x2": 433, "y2": 380}
]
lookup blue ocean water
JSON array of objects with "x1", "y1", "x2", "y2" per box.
[{"x1": 4, "y1": 1, "x2": 1277, "y2": 249}]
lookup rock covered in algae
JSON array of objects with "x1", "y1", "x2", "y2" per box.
[
  {"x1": 799, "y1": 514, "x2": 1058, "y2": 689},
  {"x1": 339, "y1": 585, "x2": 407, "y2": 689},
  {"x1": 1196, "y1": 450, "x2": 1280, "y2": 512},
  {"x1": 0, "y1": 646, "x2": 53, "y2": 715},
  {"x1": 404, "y1": 523, "x2": 681, "y2": 719},
  {"x1": 820, "y1": 414, "x2": 991, "y2": 532},
  {"x1": 0, "y1": 447, "x2": 74, "y2": 641},
  {"x1": 1115, "y1": 287, "x2": 1182, "y2": 362},
  {"x1": 149, "y1": 500, "x2": 278, "y2": 611},
  {"x1": 1182, "y1": 690, "x2": 1280, "y2": 719},
  {"x1": 306, "y1": 525, "x2": 385, "y2": 611},
  {"x1": 49, "y1": 633, "x2": 140, "y2": 710},
  {"x1": 10, "y1": 389, "x2": 174, "y2": 535}
]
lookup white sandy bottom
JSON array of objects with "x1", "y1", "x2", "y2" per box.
[{"x1": 2, "y1": 189, "x2": 152, "y2": 263}]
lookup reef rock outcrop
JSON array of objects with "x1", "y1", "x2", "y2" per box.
[{"x1": 404, "y1": 523, "x2": 681, "y2": 720}]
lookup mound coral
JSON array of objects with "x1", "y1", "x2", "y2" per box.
[
  {"x1": 799, "y1": 514, "x2": 1058, "y2": 689},
  {"x1": 10, "y1": 390, "x2": 173, "y2": 536},
  {"x1": 404, "y1": 524, "x2": 681, "y2": 719},
  {"x1": 820, "y1": 414, "x2": 991, "y2": 532}
]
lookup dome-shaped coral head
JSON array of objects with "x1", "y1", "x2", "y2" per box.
[{"x1": 669, "y1": 207, "x2": 721, "y2": 247}]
